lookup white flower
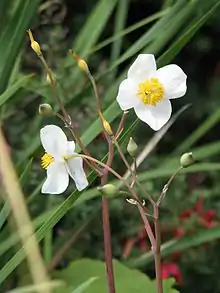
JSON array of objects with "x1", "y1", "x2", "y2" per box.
[
  {"x1": 116, "y1": 54, "x2": 187, "y2": 131},
  {"x1": 40, "y1": 125, "x2": 88, "y2": 194}
]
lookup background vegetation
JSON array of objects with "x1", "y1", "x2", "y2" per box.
[{"x1": 1, "y1": 0, "x2": 220, "y2": 292}]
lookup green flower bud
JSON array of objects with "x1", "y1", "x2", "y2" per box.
[
  {"x1": 127, "y1": 137, "x2": 138, "y2": 157},
  {"x1": 180, "y1": 152, "x2": 195, "y2": 168},
  {"x1": 39, "y1": 103, "x2": 53, "y2": 116},
  {"x1": 97, "y1": 184, "x2": 118, "y2": 196}
]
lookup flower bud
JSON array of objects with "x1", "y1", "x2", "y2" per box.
[
  {"x1": 46, "y1": 73, "x2": 54, "y2": 84},
  {"x1": 180, "y1": 152, "x2": 194, "y2": 168},
  {"x1": 99, "y1": 112, "x2": 113, "y2": 136},
  {"x1": 127, "y1": 137, "x2": 138, "y2": 157},
  {"x1": 70, "y1": 50, "x2": 90, "y2": 74},
  {"x1": 39, "y1": 103, "x2": 53, "y2": 116},
  {"x1": 27, "y1": 29, "x2": 42, "y2": 56},
  {"x1": 103, "y1": 119, "x2": 113, "y2": 136},
  {"x1": 97, "y1": 184, "x2": 118, "y2": 196},
  {"x1": 78, "y1": 59, "x2": 89, "y2": 74}
]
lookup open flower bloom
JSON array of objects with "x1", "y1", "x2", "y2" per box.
[
  {"x1": 40, "y1": 125, "x2": 88, "y2": 194},
  {"x1": 116, "y1": 54, "x2": 187, "y2": 130}
]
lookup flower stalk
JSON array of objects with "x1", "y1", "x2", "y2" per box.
[
  {"x1": 73, "y1": 52, "x2": 117, "y2": 293},
  {"x1": 153, "y1": 204, "x2": 163, "y2": 293},
  {"x1": 100, "y1": 133, "x2": 116, "y2": 293}
]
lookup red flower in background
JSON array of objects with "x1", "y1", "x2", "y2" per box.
[
  {"x1": 202, "y1": 210, "x2": 216, "y2": 227},
  {"x1": 161, "y1": 261, "x2": 183, "y2": 285},
  {"x1": 178, "y1": 197, "x2": 217, "y2": 231}
]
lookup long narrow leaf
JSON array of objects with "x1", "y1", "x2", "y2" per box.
[{"x1": 0, "y1": 0, "x2": 40, "y2": 93}]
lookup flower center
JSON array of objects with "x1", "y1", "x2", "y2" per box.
[
  {"x1": 137, "y1": 78, "x2": 164, "y2": 106},
  {"x1": 41, "y1": 153, "x2": 54, "y2": 169}
]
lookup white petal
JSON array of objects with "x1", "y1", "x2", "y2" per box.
[
  {"x1": 42, "y1": 162, "x2": 69, "y2": 194},
  {"x1": 127, "y1": 54, "x2": 157, "y2": 81},
  {"x1": 134, "y1": 99, "x2": 172, "y2": 131},
  {"x1": 40, "y1": 125, "x2": 67, "y2": 158},
  {"x1": 66, "y1": 155, "x2": 88, "y2": 191},
  {"x1": 65, "y1": 141, "x2": 76, "y2": 156},
  {"x1": 154, "y1": 64, "x2": 187, "y2": 99},
  {"x1": 116, "y1": 78, "x2": 140, "y2": 111}
]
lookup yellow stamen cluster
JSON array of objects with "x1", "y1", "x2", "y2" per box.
[
  {"x1": 41, "y1": 153, "x2": 54, "y2": 169},
  {"x1": 137, "y1": 78, "x2": 164, "y2": 106}
]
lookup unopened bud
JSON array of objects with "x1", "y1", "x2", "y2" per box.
[
  {"x1": 103, "y1": 119, "x2": 113, "y2": 136},
  {"x1": 46, "y1": 72, "x2": 56, "y2": 84},
  {"x1": 127, "y1": 137, "x2": 138, "y2": 157},
  {"x1": 97, "y1": 184, "x2": 118, "y2": 196},
  {"x1": 78, "y1": 59, "x2": 89, "y2": 74},
  {"x1": 39, "y1": 103, "x2": 53, "y2": 116},
  {"x1": 99, "y1": 112, "x2": 113, "y2": 136},
  {"x1": 27, "y1": 29, "x2": 42, "y2": 56},
  {"x1": 70, "y1": 50, "x2": 90, "y2": 74},
  {"x1": 180, "y1": 152, "x2": 194, "y2": 168}
]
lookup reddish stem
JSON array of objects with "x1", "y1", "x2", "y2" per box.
[
  {"x1": 153, "y1": 204, "x2": 163, "y2": 293},
  {"x1": 115, "y1": 112, "x2": 127, "y2": 138},
  {"x1": 137, "y1": 205, "x2": 155, "y2": 248},
  {"x1": 101, "y1": 140, "x2": 116, "y2": 293},
  {"x1": 102, "y1": 192, "x2": 116, "y2": 293}
]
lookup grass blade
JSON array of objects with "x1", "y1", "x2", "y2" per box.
[
  {"x1": 173, "y1": 108, "x2": 220, "y2": 154},
  {"x1": 64, "y1": 0, "x2": 118, "y2": 67},
  {"x1": 110, "y1": 0, "x2": 129, "y2": 69},
  {"x1": 0, "y1": 75, "x2": 33, "y2": 108},
  {"x1": 0, "y1": 0, "x2": 40, "y2": 93}
]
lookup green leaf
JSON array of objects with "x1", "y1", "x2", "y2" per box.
[
  {"x1": 71, "y1": 277, "x2": 99, "y2": 293},
  {"x1": 108, "y1": 0, "x2": 190, "y2": 71},
  {"x1": 0, "y1": 207, "x2": 57, "y2": 257},
  {"x1": 92, "y1": 9, "x2": 169, "y2": 53},
  {"x1": 0, "y1": 0, "x2": 40, "y2": 93},
  {"x1": 54, "y1": 259, "x2": 177, "y2": 293},
  {"x1": 3, "y1": 280, "x2": 65, "y2": 293},
  {"x1": 64, "y1": 0, "x2": 118, "y2": 66},
  {"x1": 0, "y1": 202, "x2": 10, "y2": 231},
  {"x1": 0, "y1": 0, "x2": 12, "y2": 36},
  {"x1": 163, "y1": 279, "x2": 178, "y2": 293},
  {"x1": 0, "y1": 189, "x2": 82, "y2": 284},
  {"x1": 110, "y1": 0, "x2": 129, "y2": 70},
  {"x1": 19, "y1": 158, "x2": 33, "y2": 187},
  {"x1": 173, "y1": 108, "x2": 220, "y2": 154},
  {"x1": 0, "y1": 159, "x2": 33, "y2": 231},
  {"x1": 138, "y1": 162, "x2": 220, "y2": 182},
  {"x1": 0, "y1": 75, "x2": 33, "y2": 107},
  {"x1": 157, "y1": 0, "x2": 220, "y2": 67}
]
